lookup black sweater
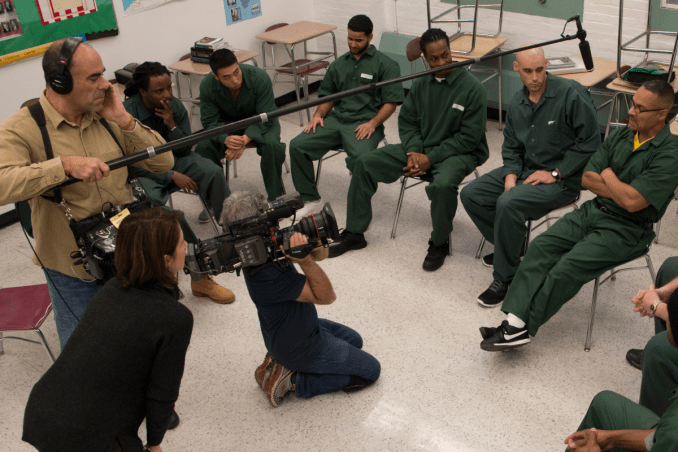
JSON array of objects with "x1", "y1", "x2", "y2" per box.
[{"x1": 23, "y1": 278, "x2": 193, "y2": 452}]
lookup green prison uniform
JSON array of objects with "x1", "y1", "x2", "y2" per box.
[
  {"x1": 289, "y1": 44, "x2": 404, "y2": 202},
  {"x1": 572, "y1": 390, "x2": 678, "y2": 452},
  {"x1": 345, "y1": 68, "x2": 489, "y2": 246},
  {"x1": 123, "y1": 94, "x2": 230, "y2": 223},
  {"x1": 460, "y1": 74, "x2": 600, "y2": 282},
  {"x1": 501, "y1": 124, "x2": 678, "y2": 338},
  {"x1": 194, "y1": 64, "x2": 286, "y2": 200},
  {"x1": 639, "y1": 257, "x2": 678, "y2": 417}
]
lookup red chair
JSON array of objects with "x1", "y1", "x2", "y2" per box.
[
  {"x1": 263, "y1": 23, "x2": 330, "y2": 126},
  {"x1": 0, "y1": 284, "x2": 56, "y2": 363}
]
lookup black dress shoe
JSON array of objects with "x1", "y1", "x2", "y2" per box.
[
  {"x1": 167, "y1": 410, "x2": 180, "y2": 430},
  {"x1": 626, "y1": 348, "x2": 643, "y2": 370},
  {"x1": 422, "y1": 240, "x2": 449, "y2": 272},
  {"x1": 328, "y1": 230, "x2": 367, "y2": 258}
]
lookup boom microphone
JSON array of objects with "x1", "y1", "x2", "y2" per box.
[{"x1": 574, "y1": 16, "x2": 594, "y2": 72}]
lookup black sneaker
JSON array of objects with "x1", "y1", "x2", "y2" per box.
[
  {"x1": 328, "y1": 230, "x2": 367, "y2": 258},
  {"x1": 422, "y1": 240, "x2": 449, "y2": 272},
  {"x1": 167, "y1": 410, "x2": 180, "y2": 430},
  {"x1": 482, "y1": 246, "x2": 526, "y2": 267},
  {"x1": 480, "y1": 320, "x2": 531, "y2": 351},
  {"x1": 477, "y1": 279, "x2": 511, "y2": 308},
  {"x1": 626, "y1": 348, "x2": 643, "y2": 370}
]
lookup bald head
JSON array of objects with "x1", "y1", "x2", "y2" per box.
[
  {"x1": 513, "y1": 47, "x2": 548, "y2": 97},
  {"x1": 515, "y1": 47, "x2": 546, "y2": 67}
]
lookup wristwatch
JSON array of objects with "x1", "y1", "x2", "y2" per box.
[
  {"x1": 650, "y1": 300, "x2": 661, "y2": 317},
  {"x1": 551, "y1": 169, "x2": 561, "y2": 181}
]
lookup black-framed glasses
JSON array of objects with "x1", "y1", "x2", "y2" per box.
[{"x1": 630, "y1": 100, "x2": 665, "y2": 114}]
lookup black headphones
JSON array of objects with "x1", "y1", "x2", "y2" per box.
[{"x1": 48, "y1": 37, "x2": 82, "y2": 95}]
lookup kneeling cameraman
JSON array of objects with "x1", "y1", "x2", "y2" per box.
[{"x1": 221, "y1": 191, "x2": 381, "y2": 407}]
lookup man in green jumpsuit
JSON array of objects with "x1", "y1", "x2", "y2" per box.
[
  {"x1": 123, "y1": 62, "x2": 235, "y2": 305},
  {"x1": 123, "y1": 62, "x2": 230, "y2": 224},
  {"x1": 626, "y1": 257, "x2": 678, "y2": 417},
  {"x1": 480, "y1": 80, "x2": 678, "y2": 351},
  {"x1": 195, "y1": 49, "x2": 286, "y2": 200},
  {"x1": 328, "y1": 28, "x2": 489, "y2": 272},
  {"x1": 460, "y1": 47, "x2": 600, "y2": 307},
  {"x1": 290, "y1": 14, "x2": 404, "y2": 216},
  {"x1": 563, "y1": 290, "x2": 678, "y2": 452}
]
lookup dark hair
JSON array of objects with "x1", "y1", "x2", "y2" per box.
[
  {"x1": 642, "y1": 79, "x2": 676, "y2": 110},
  {"x1": 115, "y1": 207, "x2": 182, "y2": 289},
  {"x1": 124, "y1": 61, "x2": 170, "y2": 97},
  {"x1": 347, "y1": 14, "x2": 373, "y2": 36},
  {"x1": 209, "y1": 49, "x2": 238, "y2": 74},
  {"x1": 668, "y1": 290, "x2": 678, "y2": 346},
  {"x1": 420, "y1": 28, "x2": 449, "y2": 55}
]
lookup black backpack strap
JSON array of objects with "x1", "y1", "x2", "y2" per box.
[{"x1": 27, "y1": 102, "x2": 62, "y2": 204}]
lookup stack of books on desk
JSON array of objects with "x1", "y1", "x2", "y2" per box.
[
  {"x1": 191, "y1": 37, "x2": 231, "y2": 63},
  {"x1": 546, "y1": 56, "x2": 587, "y2": 75}
]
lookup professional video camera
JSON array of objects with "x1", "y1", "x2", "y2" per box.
[{"x1": 184, "y1": 192, "x2": 339, "y2": 279}]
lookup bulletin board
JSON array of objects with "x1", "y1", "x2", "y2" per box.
[
  {"x1": 439, "y1": 0, "x2": 585, "y2": 21},
  {"x1": 0, "y1": 0, "x2": 117, "y2": 63}
]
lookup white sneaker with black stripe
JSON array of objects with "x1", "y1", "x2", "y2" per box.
[{"x1": 480, "y1": 320, "x2": 531, "y2": 351}]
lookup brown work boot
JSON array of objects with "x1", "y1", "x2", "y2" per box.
[{"x1": 191, "y1": 275, "x2": 235, "y2": 304}]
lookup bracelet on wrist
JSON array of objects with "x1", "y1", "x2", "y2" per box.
[{"x1": 121, "y1": 114, "x2": 135, "y2": 130}]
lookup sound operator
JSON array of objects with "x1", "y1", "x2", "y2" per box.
[
  {"x1": 220, "y1": 191, "x2": 381, "y2": 407},
  {"x1": 0, "y1": 38, "x2": 173, "y2": 349}
]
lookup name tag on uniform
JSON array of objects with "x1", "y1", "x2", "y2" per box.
[
  {"x1": 452, "y1": 103, "x2": 465, "y2": 112},
  {"x1": 548, "y1": 120, "x2": 556, "y2": 125},
  {"x1": 361, "y1": 73, "x2": 373, "y2": 80}
]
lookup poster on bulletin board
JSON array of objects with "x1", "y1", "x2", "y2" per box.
[
  {"x1": 122, "y1": 0, "x2": 176, "y2": 16},
  {"x1": 0, "y1": 0, "x2": 117, "y2": 66},
  {"x1": 224, "y1": 0, "x2": 261, "y2": 26}
]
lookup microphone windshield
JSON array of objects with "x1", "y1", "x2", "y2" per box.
[{"x1": 579, "y1": 40, "x2": 594, "y2": 72}]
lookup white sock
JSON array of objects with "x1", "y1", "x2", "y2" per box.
[{"x1": 506, "y1": 313, "x2": 526, "y2": 329}]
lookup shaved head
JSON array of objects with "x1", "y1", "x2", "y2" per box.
[{"x1": 515, "y1": 47, "x2": 546, "y2": 67}]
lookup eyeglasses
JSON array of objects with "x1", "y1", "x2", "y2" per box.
[{"x1": 630, "y1": 100, "x2": 665, "y2": 115}]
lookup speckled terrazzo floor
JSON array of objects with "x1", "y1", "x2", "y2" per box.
[{"x1": 2, "y1": 101, "x2": 676, "y2": 452}]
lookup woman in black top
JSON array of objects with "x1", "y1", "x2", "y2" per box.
[{"x1": 23, "y1": 208, "x2": 194, "y2": 452}]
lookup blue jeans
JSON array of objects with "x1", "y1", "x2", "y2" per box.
[
  {"x1": 43, "y1": 268, "x2": 101, "y2": 350},
  {"x1": 288, "y1": 319, "x2": 381, "y2": 398}
]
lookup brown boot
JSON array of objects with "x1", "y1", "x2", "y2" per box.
[
  {"x1": 254, "y1": 353, "x2": 274, "y2": 390},
  {"x1": 191, "y1": 275, "x2": 235, "y2": 304}
]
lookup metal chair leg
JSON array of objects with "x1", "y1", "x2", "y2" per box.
[
  {"x1": 585, "y1": 276, "x2": 601, "y2": 352},
  {"x1": 284, "y1": 160, "x2": 290, "y2": 174},
  {"x1": 35, "y1": 328, "x2": 55, "y2": 363},
  {"x1": 0, "y1": 331, "x2": 4, "y2": 356},
  {"x1": 475, "y1": 236, "x2": 486, "y2": 259},
  {"x1": 391, "y1": 177, "x2": 409, "y2": 239},
  {"x1": 168, "y1": 193, "x2": 174, "y2": 209},
  {"x1": 315, "y1": 157, "x2": 324, "y2": 185},
  {"x1": 646, "y1": 254, "x2": 657, "y2": 283},
  {"x1": 654, "y1": 219, "x2": 661, "y2": 244},
  {"x1": 196, "y1": 193, "x2": 220, "y2": 235}
]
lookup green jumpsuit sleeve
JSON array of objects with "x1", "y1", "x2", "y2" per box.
[
  {"x1": 629, "y1": 142, "x2": 678, "y2": 211},
  {"x1": 167, "y1": 98, "x2": 192, "y2": 158},
  {"x1": 398, "y1": 82, "x2": 424, "y2": 156},
  {"x1": 317, "y1": 63, "x2": 338, "y2": 98},
  {"x1": 379, "y1": 60, "x2": 405, "y2": 104},
  {"x1": 557, "y1": 88, "x2": 601, "y2": 179},
  {"x1": 244, "y1": 74, "x2": 277, "y2": 143},
  {"x1": 583, "y1": 130, "x2": 614, "y2": 174},
  {"x1": 199, "y1": 76, "x2": 229, "y2": 146},
  {"x1": 501, "y1": 108, "x2": 525, "y2": 178},
  {"x1": 425, "y1": 82, "x2": 487, "y2": 166}
]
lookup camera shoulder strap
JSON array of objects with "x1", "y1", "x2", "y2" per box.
[{"x1": 27, "y1": 102, "x2": 63, "y2": 205}]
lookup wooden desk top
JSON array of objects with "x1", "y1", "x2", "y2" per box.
[
  {"x1": 255, "y1": 21, "x2": 337, "y2": 45},
  {"x1": 606, "y1": 64, "x2": 678, "y2": 94},
  {"x1": 168, "y1": 50, "x2": 259, "y2": 75},
  {"x1": 449, "y1": 35, "x2": 507, "y2": 59},
  {"x1": 558, "y1": 57, "x2": 617, "y2": 88}
]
